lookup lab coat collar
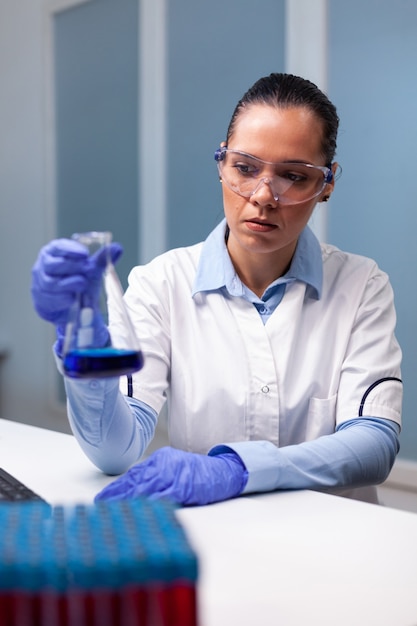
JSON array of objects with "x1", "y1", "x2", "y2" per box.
[{"x1": 192, "y1": 218, "x2": 322, "y2": 299}]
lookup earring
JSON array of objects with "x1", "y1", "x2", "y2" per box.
[{"x1": 322, "y1": 195, "x2": 330, "y2": 203}]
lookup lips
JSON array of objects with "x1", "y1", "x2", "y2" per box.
[{"x1": 245, "y1": 219, "x2": 278, "y2": 232}]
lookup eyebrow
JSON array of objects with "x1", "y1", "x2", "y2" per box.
[
  {"x1": 229, "y1": 150, "x2": 317, "y2": 166},
  {"x1": 245, "y1": 156, "x2": 316, "y2": 167}
]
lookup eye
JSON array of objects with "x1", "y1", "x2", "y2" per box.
[
  {"x1": 232, "y1": 161, "x2": 259, "y2": 176},
  {"x1": 281, "y1": 170, "x2": 308, "y2": 184}
]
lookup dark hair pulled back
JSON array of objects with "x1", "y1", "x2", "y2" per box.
[{"x1": 226, "y1": 73, "x2": 339, "y2": 166}]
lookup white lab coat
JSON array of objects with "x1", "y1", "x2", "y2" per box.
[{"x1": 110, "y1": 238, "x2": 402, "y2": 469}]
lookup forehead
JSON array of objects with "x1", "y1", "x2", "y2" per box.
[{"x1": 228, "y1": 104, "x2": 325, "y2": 164}]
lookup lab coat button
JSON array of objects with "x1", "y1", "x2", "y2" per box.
[{"x1": 261, "y1": 385, "x2": 270, "y2": 394}]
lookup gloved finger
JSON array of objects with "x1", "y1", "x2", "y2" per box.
[
  {"x1": 94, "y1": 475, "x2": 147, "y2": 501},
  {"x1": 31, "y1": 289, "x2": 80, "y2": 321},
  {"x1": 132, "y1": 447, "x2": 194, "y2": 495},
  {"x1": 94, "y1": 463, "x2": 150, "y2": 501},
  {"x1": 47, "y1": 238, "x2": 90, "y2": 259},
  {"x1": 31, "y1": 268, "x2": 88, "y2": 295},
  {"x1": 86, "y1": 243, "x2": 124, "y2": 280},
  {"x1": 31, "y1": 256, "x2": 89, "y2": 324},
  {"x1": 35, "y1": 239, "x2": 90, "y2": 277},
  {"x1": 108, "y1": 242, "x2": 123, "y2": 265},
  {"x1": 146, "y1": 489, "x2": 182, "y2": 504},
  {"x1": 94, "y1": 481, "x2": 137, "y2": 502},
  {"x1": 94, "y1": 448, "x2": 175, "y2": 502}
]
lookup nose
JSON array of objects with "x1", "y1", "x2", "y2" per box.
[{"x1": 249, "y1": 178, "x2": 280, "y2": 207}]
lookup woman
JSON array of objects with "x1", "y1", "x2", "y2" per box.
[{"x1": 32, "y1": 73, "x2": 402, "y2": 505}]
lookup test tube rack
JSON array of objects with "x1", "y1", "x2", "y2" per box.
[{"x1": 0, "y1": 499, "x2": 198, "y2": 626}]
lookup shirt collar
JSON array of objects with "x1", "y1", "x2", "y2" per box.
[{"x1": 192, "y1": 218, "x2": 323, "y2": 299}]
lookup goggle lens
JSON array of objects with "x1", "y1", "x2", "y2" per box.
[{"x1": 215, "y1": 148, "x2": 332, "y2": 205}]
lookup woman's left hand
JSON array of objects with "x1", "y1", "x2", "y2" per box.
[{"x1": 95, "y1": 446, "x2": 248, "y2": 506}]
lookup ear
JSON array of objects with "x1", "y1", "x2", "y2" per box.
[
  {"x1": 319, "y1": 161, "x2": 338, "y2": 202},
  {"x1": 217, "y1": 142, "x2": 227, "y2": 183},
  {"x1": 331, "y1": 161, "x2": 339, "y2": 179}
]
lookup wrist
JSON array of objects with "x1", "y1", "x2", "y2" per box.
[{"x1": 216, "y1": 452, "x2": 249, "y2": 495}]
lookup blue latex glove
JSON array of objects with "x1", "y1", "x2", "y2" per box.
[
  {"x1": 95, "y1": 447, "x2": 248, "y2": 506},
  {"x1": 31, "y1": 238, "x2": 123, "y2": 354}
]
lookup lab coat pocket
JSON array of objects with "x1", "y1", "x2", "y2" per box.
[{"x1": 306, "y1": 394, "x2": 337, "y2": 440}]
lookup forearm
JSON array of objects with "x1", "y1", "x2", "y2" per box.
[
  {"x1": 210, "y1": 418, "x2": 400, "y2": 494},
  {"x1": 65, "y1": 376, "x2": 157, "y2": 475}
]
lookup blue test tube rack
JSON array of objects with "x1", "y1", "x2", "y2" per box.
[{"x1": 0, "y1": 499, "x2": 198, "y2": 626}]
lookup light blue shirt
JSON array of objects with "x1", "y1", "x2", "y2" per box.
[
  {"x1": 192, "y1": 218, "x2": 322, "y2": 324},
  {"x1": 64, "y1": 220, "x2": 400, "y2": 496}
]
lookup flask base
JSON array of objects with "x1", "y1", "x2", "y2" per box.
[{"x1": 63, "y1": 348, "x2": 144, "y2": 379}]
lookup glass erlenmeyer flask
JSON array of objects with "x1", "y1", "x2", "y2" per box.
[{"x1": 62, "y1": 231, "x2": 144, "y2": 378}]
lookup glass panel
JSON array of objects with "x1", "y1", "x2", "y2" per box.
[
  {"x1": 328, "y1": 0, "x2": 417, "y2": 459},
  {"x1": 167, "y1": 0, "x2": 286, "y2": 249},
  {"x1": 54, "y1": 0, "x2": 139, "y2": 290}
]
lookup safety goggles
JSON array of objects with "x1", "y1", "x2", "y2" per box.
[{"x1": 214, "y1": 147, "x2": 333, "y2": 205}]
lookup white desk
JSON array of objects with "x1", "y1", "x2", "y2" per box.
[{"x1": 1, "y1": 418, "x2": 417, "y2": 626}]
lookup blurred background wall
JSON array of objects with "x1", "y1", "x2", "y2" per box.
[{"x1": 0, "y1": 1, "x2": 416, "y2": 477}]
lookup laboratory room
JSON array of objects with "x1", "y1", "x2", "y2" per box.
[{"x1": 1, "y1": 1, "x2": 417, "y2": 625}]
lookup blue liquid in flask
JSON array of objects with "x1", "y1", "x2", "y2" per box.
[{"x1": 63, "y1": 347, "x2": 144, "y2": 379}]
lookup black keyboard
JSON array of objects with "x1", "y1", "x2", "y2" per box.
[{"x1": 0, "y1": 467, "x2": 48, "y2": 503}]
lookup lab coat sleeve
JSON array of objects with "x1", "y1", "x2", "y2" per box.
[
  {"x1": 209, "y1": 417, "x2": 400, "y2": 494},
  {"x1": 65, "y1": 376, "x2": 157, "y2": 475}
]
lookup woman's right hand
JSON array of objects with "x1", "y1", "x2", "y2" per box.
[
  {"x1": 31, "y1": 239, "x2": 91, "y2": 326},
  {"x1": 31, "y1": 238, "x2": 123, "y2": 334}
]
